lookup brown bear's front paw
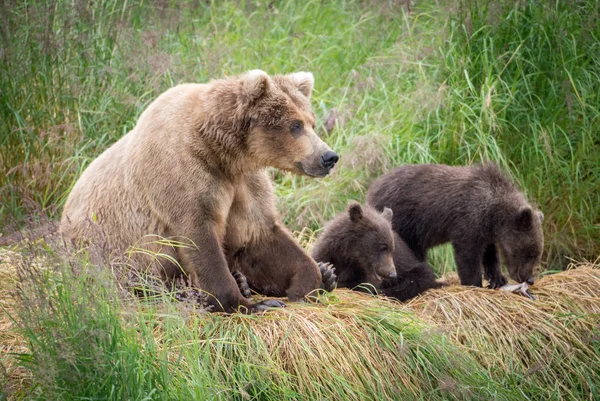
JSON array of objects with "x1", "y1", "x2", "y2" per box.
[
  {"x1": 487, "y1": 275, "x2": 508, "y2": 289},
  {"x1": 233, "y1": 271, "x2": 252, "y2": 299},
  {"x1": 250, "y1": 299, "x2": 286, "y2": 313},
  {"x1": 318, "y1": 262, "x2": 338, "y2": 292}
]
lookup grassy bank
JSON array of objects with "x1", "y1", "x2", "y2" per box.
[{"x1": 3, "y1": 241, "x2": 599, "y2": 400}]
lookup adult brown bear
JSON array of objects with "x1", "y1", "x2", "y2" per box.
[
  {"x1": 367, "y1": 164, "x2": 544, "y2": 288},
  {"x1": 60, "y1": 70, "x2": 338, "y2": 313}
]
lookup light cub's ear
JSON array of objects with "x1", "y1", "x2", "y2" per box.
[
  {"x1": 348, "y1": 202, "x2": 363, "y2": 222},
  {"x1": 537, "y1": 210, "x2": 544, "y2": 222},
  {"x1": 516, "y1": 207, "x2": 533, "y2": 231},
  {"x1": 287, "y1": 71, "x2": 314, "y2": 98},
  {"x1": 381, "y1": 207, "x2": 393, "y2": 223},
  {"x1": 242, "y1": 69, "x2": 271, "y2": 104}
]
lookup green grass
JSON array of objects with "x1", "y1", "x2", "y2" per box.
[
  {"x1": 1, "y1": 0, "x2": 600, "y2": 399},
  {"x1": 1, "y1": 0, "x2": 598, "y2": 271}
]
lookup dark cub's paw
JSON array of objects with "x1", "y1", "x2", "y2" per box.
[
  {"x1": 233, "y1": 270, "x2": 252, "y2": 299},
  {"x1": 318, "y1": 262, "x2": 338, "y2": 292},
  {"x1": 250, "y1": 299, "x2": 286, "y2": 313},
  {"x1": 487, "y1": 274, "x2": 508, "y2": 289}
]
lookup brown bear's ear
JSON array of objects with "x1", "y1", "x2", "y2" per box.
[
  {"x1": 241, "y1": 70, "x2": 271, "y2": 104},
  {"x1": 348, "y1": 202, "x2": 363, "y2": 222},
  {"x1": 537, "y1": 210, "x2": 544, "y2": 222},
  {"x1": 287, "y1": 72, "x2": 314, "y2": 98},
  {"x1": 381, "y1": 207, "x2": 393, "y2": 222},
  {"x1": 516, "y1": 207, "x2": 533, "y2": 231}
]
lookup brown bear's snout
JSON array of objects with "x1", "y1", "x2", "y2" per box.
[
  {"x1": 297, "y1": 149, "x2": 338, "y2": 177},
  {"x1": 387, "y1": 271, "x2": 397, "y2": 279},
  {"x1": 320, "y1": 151, "x2": 339, "y2": 170}
]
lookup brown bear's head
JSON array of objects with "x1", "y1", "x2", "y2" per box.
[
  {"x1": 497, "y1": 207, "x2": 544, "y2": 284},
  {"x1": 239, "y1": 70, "x2": 338, "y2": 177},
  {"x1": 344, "y1": 203, "x2": 397, "y2": 285}
]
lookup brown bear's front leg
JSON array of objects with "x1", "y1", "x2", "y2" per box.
[
  {"x1": 482, "y1": 243, "x2": 507, "y2": 289},
  {"x1": 177, "y1": 224, "x2": 284, "y2": 313}
]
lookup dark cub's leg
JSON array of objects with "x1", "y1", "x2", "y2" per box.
[
  {"x1": 402, "y1": 235, "x2": 427, "y2": 262},
  {"x1": 452, "y1": 241, "x2": 483, "y2": 287},
  {"x1": 482, "y1": 244, "x2": 507, "y2": 288}
]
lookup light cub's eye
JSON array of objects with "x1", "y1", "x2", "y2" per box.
[
  {"x1": 379, "y1": 245, "x2": 388, "y2": 252},
  {"x1": 290, "y1": 120, "x2": 303, "y2": 136}
]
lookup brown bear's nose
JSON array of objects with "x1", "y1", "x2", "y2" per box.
[
  {"x1": 387, "y1": 271, "x2": 397, "y2": 279},
  {"x1": 526, "y1": 277, "x2": 534, "y2": 285},
  {"x1": 320, "y1": 151, "x2": 339, "y2": 169}
]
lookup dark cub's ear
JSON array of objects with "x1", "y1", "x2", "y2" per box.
[
  {"x1": 516, "y1": 207, "x2": 533, "y2": 231},
  {"x1": 381, "y1": 207, "x2": 393, "y2": 223},
  {"x1": 287, "y1": 71, "x2": 314, "y2": 98},
  {"x1": 241, "y1": 70, "x2": 271, "y2": 105},
  {"x1": 348, "y1": 202, "x2": 363, "y2": 222}
]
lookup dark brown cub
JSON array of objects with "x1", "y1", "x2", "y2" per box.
[
  {"x1": 367, "y1": 163, "x2": 544, "y2": 288},
  {"x1": 311, "y1": 202, "x2": 443, "y2": 301}
]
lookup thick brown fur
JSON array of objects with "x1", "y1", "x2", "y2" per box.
[
  {"x1": 311, "y1": 203, "x2": 443, "y2": 301},
  {"x1": 60, "y1": 70, "x2": 338, "y2": 313},
  {"x1": 379, "y1": 233, "x2": 445, "y2": 301},
  {"x1": 367, "y1": 164, "x2": 544, "y2": 288}
]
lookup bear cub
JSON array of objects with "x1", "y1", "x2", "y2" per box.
[
  {"x1": 311, "y1": 202, "x2": 443, "y2": 301},
  {"x1": 367, "y1": 163, "x2": 544, "y2": 288}
]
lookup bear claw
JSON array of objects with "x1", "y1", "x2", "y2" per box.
[
  {"x1": 251, "y1": 299, "x2": 286, "y2": 312},
  {"x1": 487, "y1": 275, "x2": 508, "y2": 289},
  {"x1": 318, "y1": 262, "x2": 338, "y2": 292},
  {"x1": 233, "y1": 270, "x2": 252, "y2": 299}
]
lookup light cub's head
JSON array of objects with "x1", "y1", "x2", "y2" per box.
[
  {"x1": 239, "y1": 70, "x2": 338, "y2": 177},
  {"x1": 498, "y1": 206, "x2": 544, "y2": 284},
  {"x1": 345, "y1": 203, "x2": 397, "y2": 285}
]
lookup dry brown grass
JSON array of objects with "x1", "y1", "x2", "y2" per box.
[
  {"x1": 2, "y1": 238, "x2": 600, "y2": 399},
  {"x1": 0, "y1": 249, "x2": 31, "y2": 396},
  {"x1": 407, "y1": 262, "x2": 600, "y2": 393},
  {"x1": 166, "y1": 291, "x2": 447, "y2": 399}
]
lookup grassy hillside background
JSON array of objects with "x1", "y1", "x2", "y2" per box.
[
  {"x1": 1, "y1": 0, "x2": 598, "y2": 271},
  {"x1": 1, "y1": 0, "x2": 599, "y2": 399}
]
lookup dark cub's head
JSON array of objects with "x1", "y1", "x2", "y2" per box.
[
  {"x1": 237, "y1": 70, "x2": 338, "y2": 177},
  {"x1": 312, "y1": 202, "x2": 397, "y2": 286},
  {"x1": 497, "y1": 206, "x2": 544, "y2": 283}
]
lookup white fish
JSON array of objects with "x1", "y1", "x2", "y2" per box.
[{"x1": 500, "y1": 282, "x2": 535, "y2": 300}]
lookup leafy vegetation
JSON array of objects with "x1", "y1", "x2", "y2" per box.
[
  {"x1": 2, "y1": 0, "x2": 598, "y2": 270},
  {"x1": 1, "y1": 0, "x2": 599, "y2": 399}
]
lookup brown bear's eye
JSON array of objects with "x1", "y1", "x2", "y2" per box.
[
  {"x1": 379, "y1": 245, "x2": 388, "y2": 252},
  {"x1": 290, "y1": 120, "x2": 303, "y2": 136}
]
